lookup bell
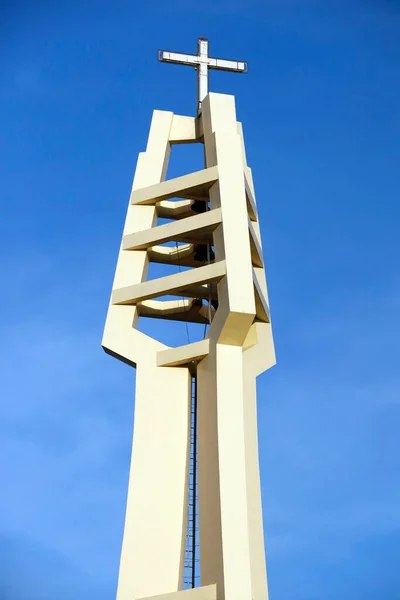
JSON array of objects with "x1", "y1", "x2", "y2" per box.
[
  {"x1": 193, "y1": 244, "x2": 215, "y2": 262},
  {"x1": 191, "y1": 200, "x2": 207, "y2": 213}
]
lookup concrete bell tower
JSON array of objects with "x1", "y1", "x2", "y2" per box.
[{"x1": 103, "y1": 37, "x2": 275, "y2": 600}]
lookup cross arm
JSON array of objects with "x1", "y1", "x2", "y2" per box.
[
  {"x1": 208, "y1": 58, "x2": 248, "y2": 73},
  {"x1": 158, "y1": 51, "x2": 199, "y2": 67}
]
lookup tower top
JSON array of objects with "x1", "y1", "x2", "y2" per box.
[{"x1": 158, "y1": 37, "x2": 248, "y2": 114}]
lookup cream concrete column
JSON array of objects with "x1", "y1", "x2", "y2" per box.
[
  {"x1": 117, "y1": 363, "x2": 191, "y2": 600},
  {"x1": 103, "y1": 110, "x2": 192, "y2": 600},
  {"x1": 196, "y1": 93, "x2": 275, "y2": 600},
  {"x1": 198, "y1": 345, "x2": 253, "y2": 600},
  {"x1": 198, "y1": 341, "x2": 272, "y2": 600}
]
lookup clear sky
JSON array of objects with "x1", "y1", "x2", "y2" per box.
[{"x1": 1, "y1": 1, "x2": 400, "y2": 599}]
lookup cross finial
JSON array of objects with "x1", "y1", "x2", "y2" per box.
[{"x1": 158, "y1": 38, "x2": 248, "y2": 114}]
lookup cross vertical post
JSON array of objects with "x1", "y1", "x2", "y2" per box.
[{"x1": 197, "y1": 38, "x2": 209, "y2": 114}]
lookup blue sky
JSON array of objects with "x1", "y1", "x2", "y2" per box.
[{"x1": 1, "y1": 1, "x2": 400, "y2": 598}]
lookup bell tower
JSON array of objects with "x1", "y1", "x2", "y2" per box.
[{"x1": 103, "y1": 38, "x2": 275, "y2": 600}]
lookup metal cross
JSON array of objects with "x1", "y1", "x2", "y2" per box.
[{"x1": 158, "y1": 37, "x2": 248, "y2": 114}]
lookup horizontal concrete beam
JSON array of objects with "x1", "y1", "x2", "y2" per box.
[
  {"x1": 123, "y1": 209, "x2": 222, "y2": 251},
  {"x1": 249, "y1": 218, "x2": 264, "y2": 268},
  {"x1": 174, "y1": 282, "x2": 218, "y2": 302},
  {"x1": 130, "y1": 166, "x2": 219, "y2": 206},
  {"x1": 112, "y1": 261, "x2": 226, "y2": 305},
  {"x1": 148, "y1": 243, "x2": 215, "y2": 268},
  {"x1": 168, "y1": 115, "x2": 199, "y2": 144},
  {"x1": 138, "y1": 298, "x2": 212, "y2": 324},
  {"x1": 157, "y1": 339, "x2": 210, "y2": 368},
  {"x1": 137, "y1": 584, "x2": 217, "y2": 600},
  {"x1": 156, "y1": 199, "x2": 194, "y2": 220},
  {"x1": 244, "y1": 171, "x2": 258, "y2": 222},
  {"x1": 253, "y1": 269, "x2": 270, "y2": 323}
]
